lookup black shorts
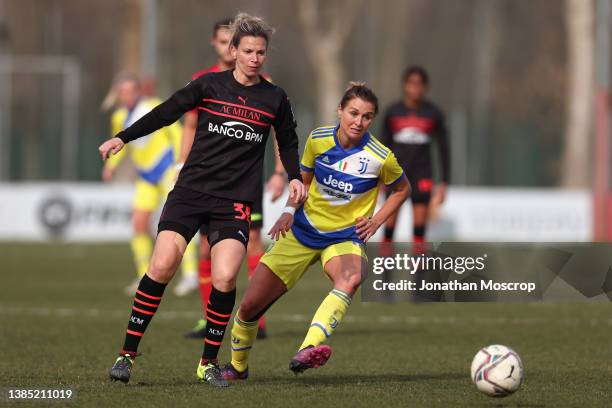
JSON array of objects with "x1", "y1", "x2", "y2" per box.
[
  {"x1": 159, "y1": 186, "x2": 251, "y2": 248},
  {"x1": 388, "y1": 168, "x2": 432, "y2": 204},
  {"x1": 408, "y1": 173, "x2": 433, "y2": 204},
  {"x1": 199, "y1": 190, "x2": 263, "y2": 235}
]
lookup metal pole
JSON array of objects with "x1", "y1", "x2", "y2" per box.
[
  {"x1": 141, "y1": 0, "x2": 158, "y2": 94},
  {"x1": 596, "y1": 0, "x2": 610, "y2": 88},
  {"x1": 594, "y1": 0, "x2": 611, "y2": 240},
  {"x1": 0, "y1": 0, "x2": 10, "y2": 180},
  {"x1": 0, "y1": 57, "x2": 11, "y2": 180},
  {"x1": 61, "y1": 58, "x2": 80, "y2": 180},
  {"x1": 470, "y1": 0, "x2": 497, "y2": 185}
]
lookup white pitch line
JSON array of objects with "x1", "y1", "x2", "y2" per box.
[{"x1": 0, "y1": 305, "x2": 610, "y2": 326}]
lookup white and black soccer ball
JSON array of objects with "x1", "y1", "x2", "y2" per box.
[{"x1": 470, "y1": 344, "x2": 524, "y2": 397}]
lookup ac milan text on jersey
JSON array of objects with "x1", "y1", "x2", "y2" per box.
[{"x1": 115, "y1": 70, "x2": 301, "y2": 203}]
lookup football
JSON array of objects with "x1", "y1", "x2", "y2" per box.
[{"x1": 470, "y1": 345, "x2": 524, "y2": 397}]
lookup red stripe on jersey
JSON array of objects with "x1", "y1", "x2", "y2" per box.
[
  {"x1": 390, "y1": 116, "x2": 435, "y2": 134},
  {"x1": 126, "y1": 329, "x2": 144, "y2": 337},
  {"x1": 192, "y1": 66, "x2": 271, "y2": 81},
  {"x1": 192, "y1": 64, "x2": 222, "y2": 80},
  {"x1": 198, "y1": 107, "x2": 271, "y2": 127},
  {"x1": 202, "y1": 98, "x2": 275, "y2": 119},
  {"x1": 189, "y1": 65, "x2": 223, "y2": 114}
]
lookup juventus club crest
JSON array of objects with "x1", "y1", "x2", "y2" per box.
[{"x1": 358, "y1": 157, "x2": 371, "y2": 174}]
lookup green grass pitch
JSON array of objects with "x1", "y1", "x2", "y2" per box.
[{"x1": 1, "y1": 243, "x2": 610, "y2": 407}]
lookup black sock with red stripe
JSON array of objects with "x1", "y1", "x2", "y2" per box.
[
  {"x1": 412, "y1": 225, "x2": 427, "y2": 256},
  {"x1": 121, "y1": 274, "x2": 167, "y2": 354},
  {"x1": 384, "y1": 226, "x2": 395, "y2": 242},
  {"x1": 413, "y1": 225, "x2": 426, "y2": 243},
  {"x1": 201, "y1": 286, "x2": 236, "y2": 362}
]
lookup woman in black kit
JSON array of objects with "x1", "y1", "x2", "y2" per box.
[
  {"x1": 381, "y1": 66, "x2": 450, "y2": 246},
  {"x1": 99, "y1": 13, "x2": 307, "y2": 387}
]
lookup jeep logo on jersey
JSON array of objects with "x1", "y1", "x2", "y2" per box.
[
  {"x1": 322, "y1": 174, "x2": 353, "y2": 193},
  {"x1": 208, "y1": 121, "x2": 264, "y2": 142}
]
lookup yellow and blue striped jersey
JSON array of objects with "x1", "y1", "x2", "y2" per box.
[
  {"x1": 107, "y1": 98, "x2": 182, "y2": 184},
  {"x1": 293, "y1": 125, "x2": 404, "y2": 249}
]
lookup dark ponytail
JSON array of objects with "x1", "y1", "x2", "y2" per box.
[{"x1": 339, "y1": 81, "x2": 379, "y2": 114}]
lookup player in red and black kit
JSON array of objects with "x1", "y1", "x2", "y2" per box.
[
  {"x1": 381, "y1": 66, "x2": 449, "y2": 245},
  {"x1": 179, "y1": 18, "x2": 284, "y2": 340},
  {"x1": 170, "y1": 19, "x2": 234, "y2": 298},
  {"x1": 100, "y1": 13, "x2": 307, "y2": 387}
]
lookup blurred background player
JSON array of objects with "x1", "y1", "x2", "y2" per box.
[
  {"x1": 180, "y1": 18, "x2": 286, "y2": 340},
  {"x1": 381, "y1": 66, "x2": 449, "y2": 247},
  {"x1": 102, "y1": 73, "x2": 199, "y2": 295}
]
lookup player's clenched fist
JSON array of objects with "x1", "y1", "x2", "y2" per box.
[{"x1": 98, "y1": 137, "x2": 125, "y2": 160}]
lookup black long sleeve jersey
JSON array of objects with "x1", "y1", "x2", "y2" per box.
[
  {"x1": 116, "y1": 70, "x2": 301, "y2": 203},
  {"x1": 381, "y1": 100, "x2": 450, "y2": 183}
]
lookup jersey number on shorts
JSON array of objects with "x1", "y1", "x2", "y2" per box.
[{"x1": 234, "y1": 203, "x2": 251, "y2": 223}]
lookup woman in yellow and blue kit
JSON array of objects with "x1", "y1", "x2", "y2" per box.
[
  {"x1": 102, "y1": 74, "x2": 198, "y2": 295},
  {"x1": 220, "y1": 82, "x2": 411, "y2": 380}
]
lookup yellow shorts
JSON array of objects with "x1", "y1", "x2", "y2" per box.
[
  {"x1": 260, "y1": 230, "x2": 367, "y2": 290},
  {"x1": 132, "y1": 168, "x2": 176, "y2": 212}
]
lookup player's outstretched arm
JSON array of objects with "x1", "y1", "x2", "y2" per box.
[
  {"x1": 98, "y1": 137, "x2": 125, "y2": 161},
  {"x1": 115, "y1": 80, "x2": 203, "y2": 145},
  {"x1": 356, "y1": 176, "x2": 410, "y2": 242}
]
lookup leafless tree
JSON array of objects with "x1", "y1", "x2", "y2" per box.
[
  {"x1": 298, "y1": 0, "x2": 364, "y2": 124},
  {"x1": 562, "y1": 0, "x2": 594, "y2": 187}
]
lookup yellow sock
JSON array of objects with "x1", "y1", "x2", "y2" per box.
[
  {"x1": 230, "y1": 313, "x2": 259, "y2": 372},
  {"x1": 299, "y1": 289, "x2": 352, "y2": 350},
  {"x1": 131, "y1": 233, "x2": 152, "y2": 277},
  {"x1": 180, "y1": 238, "x2": 198, "y2": 277}
]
